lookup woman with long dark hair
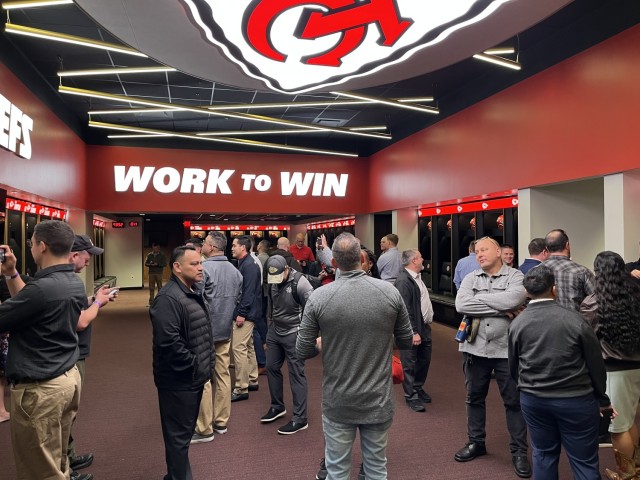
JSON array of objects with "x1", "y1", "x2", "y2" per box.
[{"x1": 581, "y1": 251, "x2": 640, "y2": 480}]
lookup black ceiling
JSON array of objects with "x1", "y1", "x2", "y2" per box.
[{"x1": 1, "y1": 0, "x2": 639, "y2": 158}]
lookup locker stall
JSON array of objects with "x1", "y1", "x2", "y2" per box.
[
  {"x1": 306, "y1": 217, "x2": 356, "y2": 258},
  {"x1": 189, "y1": 224, "x2": 290, "y2": 259},
  {"x1": 3, "y1": 197, "x2": 67, "y2": 277},
  {"x1": 418, "y1": 196, "x2": 519, "y2": 327}
]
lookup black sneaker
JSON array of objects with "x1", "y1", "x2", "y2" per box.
[
  {"x1": 260, "y1": 407, "x2": 287, "y2": 423},
  {"x1": 277, "y1": 420, "x2": 308, "y2": 435},
  {"x1": 70, "y1": 453, "x2": 94, "y2": 471},
  {"x1": 213, "y1": 424, "x2": 228, "y2": 434},
  {"x1": 315, "y1": 457, "x2": 327, "y2": 480},
  {"x1": 358, "y1": 463, "x2": 366, "y2": 480}
]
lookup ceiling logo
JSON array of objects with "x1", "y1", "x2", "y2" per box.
[{"x1": 182, "y1": 0, "x2": 514, "y2": 93}]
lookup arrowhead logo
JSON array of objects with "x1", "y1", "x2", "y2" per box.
[
  {"x1": 512, "y1": 198, "x2": 518, "y2": 206},
  {"x1": 436, "y1": 208, "x2": 441, "y2": 214},
  {"x1": 482, "y1": 202, "x2": 488, "y2": 209},
  {"x1": 182, "y1": 0, "x2": 515, "y2": 93},
  {"x1": 457, "y1": 206, "x2": 463, "y2": 212}
]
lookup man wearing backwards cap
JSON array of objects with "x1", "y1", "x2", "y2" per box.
[
  {"x1": 67, "y1": 234, "x2": 118, "y2": 480},
  {"x1": 260, "y1": 255, "x2": 314, "y2": 435}
]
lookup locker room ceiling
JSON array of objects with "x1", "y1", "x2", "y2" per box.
[{"x1": 1, "y1": 0, "x2": 638, "y2": 158}]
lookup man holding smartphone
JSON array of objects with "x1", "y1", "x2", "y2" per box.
[{"x1": 67, "y1": 234, "x2": 118, "y2": 480}]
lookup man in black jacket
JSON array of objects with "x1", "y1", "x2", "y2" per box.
[
  {"x1": 150, "y1": 246, "x2": 213, "y2": 480},
  {"x1": 231, "y1": 235, "x2": 263, "y2": 402},
  {"x1": 394, "y1": 249, "x2": 434, "y2": 412}
]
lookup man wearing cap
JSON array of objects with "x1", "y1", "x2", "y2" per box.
[
  {"x1": 67, "y1": 234, "x2": 118, "y2": 480},
  {"x1": 260, "y1": 255, "x2": 313, "y2": 435},
  {"x1": 0, "y1": 220, "x2": 85, "y2": 480}
]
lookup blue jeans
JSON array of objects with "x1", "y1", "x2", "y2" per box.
[
  {"x1": 322, "y1": 415, "x2": 392, "y2": 480},
  {"x1": 520, "y1": 392, "x2": 600, "y2": 480}
]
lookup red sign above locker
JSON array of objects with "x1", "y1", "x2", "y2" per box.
[{"x1": 418, "y1": 196, "x2": 518, "y2": 217}]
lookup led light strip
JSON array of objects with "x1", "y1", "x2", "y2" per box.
[
  {"x1": 88, "y1": 96, "x2": 432, "y2": 115},
  {"x1": 58, "y1": 66, "x2": 176, "y2": 77},
  {"x1": 108, "y1": 125, "x2": 386, "y2": 138},
  {"x1": 61, "y1": 86, "x2": 391, "y2": 140},
  {"x1": 331, "y1": 91, "x2": 439, "y2": 115},
  {"x1": 4, "y1": 23, "x2": 148, "y2": 57},
  {"x1": 2, "y1": 0, "x2": 72, "y2": 9},
  {"x1": 473, "y1": 53, "x2": 521, "y2": 70},
  {"x1": 89, "y1": 121, "x2": 359, "y2": 157}
]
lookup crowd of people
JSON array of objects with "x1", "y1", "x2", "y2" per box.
[{"x1": 1, "y1": 223, "x2": 639, "y2": 480}]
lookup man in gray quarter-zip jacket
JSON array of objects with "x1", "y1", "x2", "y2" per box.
[
  {"x1": 454, "y1": 237, "x2": 531, "y2": 479},
  {"x1": 297, "y1": 233, "x2": 413, "y2": 480}
]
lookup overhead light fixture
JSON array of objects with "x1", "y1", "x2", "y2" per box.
[
  {"x1": 4, "y1": 23, "x2": 148, "y2": 57},
  {"x1": 88, "y1": 96, "x2": 432, "y2": 115},
  {"x1": 473, "y1": 52, "x2": 521, "y2": 71},
  {"x1": 483, "y1": 47, "x2": 515, "y2": 55},
  {"x1": 61, "y1": 86, "x2": 390, "y2": 140},
  {"x1": 331, "y1": 91, "x2": 439, "y2": 115},
  {"x1": 58, "y1": 66, "x2": 176, "y2": 77},
  {"x1": 109, "y1": 125, "x2": 387, "y2": 139},
  {"x1": 90, "y1": 121, "x2": 359, "y2": 157},
  {"x1": 2, "y1": 0, "x2": 72, "y2": 9}
]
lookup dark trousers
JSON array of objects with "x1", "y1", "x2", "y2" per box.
[
  {"x1": 266, "y1": 327, "x2": 307, "y2": 423},
  {"x1": 463, "y1": 354, "x2": 528, "y2": 454},
  {"x1": 520, "y1": 392, "x2": 601, "y2": 480},
  {"x1": 157, "y1": 387, "x2": 203, "y2": 480},
  {"x1": 399, "y1": 326, "x2": 432, "y2": 399},
  {"x1": 253, "y1": 315, "x2": 268, "y2": 367}
]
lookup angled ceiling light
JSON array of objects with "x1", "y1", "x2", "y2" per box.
[
  {"x1": 89, "y1": 120, "x2": 359, "y2": 158},
  {"x1": 473, "y1": 52, "x2": 521, "y2": 70},
  {"x1": 88, "y1": 96, "x2": 433, "y2": 115},
  {"x1": 58, "y1": 66, "x2": 176, "y2": 77},
  {"x1": 108, "y1": 134, "x2": 173, "y2": 139},
  {"x1": 331, "y1": 91, "x2": 439, "y2": 115},
  {"x1": 483, "y1": 47, "x2": 515, "y2": 55},
  {"x1": 109, "y1": 125, "x2": 387, "y2": 138},
  {"x1": 4, "y1": 23, "x2": 148, "y2": 57},
  {"x1": 61, "y1": 86, "x2": 390, "y2": 140},
  {"x1": 2, "y1": 0, "x2": 72, "y2": 9}
]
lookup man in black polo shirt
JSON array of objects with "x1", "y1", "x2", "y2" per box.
[{"x1": 0, "y1": 220, "x2": 86, "y2": 480}]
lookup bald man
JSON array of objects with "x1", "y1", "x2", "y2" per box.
[{"x1": 289, "y1": 233, "x2": 315, "y2": 274}]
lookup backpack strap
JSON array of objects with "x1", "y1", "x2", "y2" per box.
[{"x1": 291, "y1": 271, "x2": 303, "y2": 306}]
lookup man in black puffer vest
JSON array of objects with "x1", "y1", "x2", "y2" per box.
[{"x1": 150, "y1": 246, "x2": 213, "y2": 480}]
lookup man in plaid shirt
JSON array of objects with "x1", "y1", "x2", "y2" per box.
[{"x1": 543, "y1": 229, "x2": 595, "y2": 311}]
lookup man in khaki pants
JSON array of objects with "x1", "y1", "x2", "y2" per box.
[
  {"x1": 191, "y1": 232, "x2": 243, "y2": 442},
  {"x1": 230, "y1": 235, "x2": 263, "y2": 402},
  {"x1": 0, "y1": 220, "x2": 86, "y2": 480}
]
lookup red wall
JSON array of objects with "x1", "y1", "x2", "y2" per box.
[
  {"x1": 0, "y1": 62, "x2": 86, "y2": 209},
  {"x1": 369, "y1": 24, "x2": 640, "y2": 212},
  {"x1": 86, "y1": 146, "x2": 369, "y2": 215}
]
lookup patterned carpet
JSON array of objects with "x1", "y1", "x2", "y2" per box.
[{"x1": 0, "y1": 287, "x2": 622, "y2": 479}]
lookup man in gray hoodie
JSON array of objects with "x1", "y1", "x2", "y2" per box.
[
  {"x1": 192, "y1": 232, "x2": 242, "y2": 442},
  {"x1": 297, "y1": 233, "x2": 413, "y2": 480}
]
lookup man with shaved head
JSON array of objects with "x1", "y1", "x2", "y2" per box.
[
  {"x1": 454, "y1": 237, "x2": 531, "y2": 478},
  {"x1": 290, "y1": 232, "x2": 315, "y2": 274}
]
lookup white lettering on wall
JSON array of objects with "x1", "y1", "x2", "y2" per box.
[
  {"x1": 113, "y1": 167, "x2": 347, "y2": 197},
  {"x1": 0, "y1": 92, "x2": 34, "y2": 160},
  {"x1": 281, "y1": 172, "x2": 348, "y2": 197}
]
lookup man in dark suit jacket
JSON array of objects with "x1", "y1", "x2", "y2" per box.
[
  {"x1": 518, "y1": 238, "x2": 549, "y2": 275},
  {"x1": 394, "y1": 249, "x2": 434, "y2": 412}
]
